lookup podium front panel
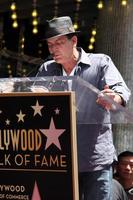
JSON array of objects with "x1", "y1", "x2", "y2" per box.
[{"x1": 0, "y1": 92, "x2": 79, "y2": 200}]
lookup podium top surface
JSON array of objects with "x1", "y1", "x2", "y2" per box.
[{"x1": 0, "y1": 76, "x2": 132, "y2": 124}]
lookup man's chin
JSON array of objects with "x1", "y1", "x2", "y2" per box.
[{"x1": 54, "y1": 58, "x2": 62, "y2": 63}]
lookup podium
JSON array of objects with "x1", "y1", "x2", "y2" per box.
[
  {"x1": 0, "y1": 76, "x2": 133, "y2": 200},
  {"x1": 0, "y1": 77, "x2": 79, "y2": 200}
]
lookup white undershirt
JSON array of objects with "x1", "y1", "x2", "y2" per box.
[{"x1": 62, "y1": 66, "x2": 77, "y2": 90}]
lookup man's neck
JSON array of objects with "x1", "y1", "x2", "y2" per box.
[
  {"x1": 62, "y1": 61, "x2": 77, "y2": 75},
  {"x1": 62, "y1": 49, "x2": 79, "y2": 75}
]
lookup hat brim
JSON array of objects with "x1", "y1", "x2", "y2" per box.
[{"x1": 43, "y1": 31, "x2": 80, "y2": 40}]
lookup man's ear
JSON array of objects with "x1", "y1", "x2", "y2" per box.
[{"x1": 72, "y1": 36, "x2": 77, "y2": 46}]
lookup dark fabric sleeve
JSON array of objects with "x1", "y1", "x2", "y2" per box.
[{"x1": 99, "y1": 55, "x2": 131, "y2": 106}]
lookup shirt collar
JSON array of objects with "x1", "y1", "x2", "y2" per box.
[
  {"x1": 77, "y1": 47, "x2": 91, "y2": 66},
  {"x1": 60, "y1": 47, "x2": 91, "y2": 76}
]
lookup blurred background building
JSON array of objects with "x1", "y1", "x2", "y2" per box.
[
  {"x1": 0, "y1": 0, "x2": 133, "y2": 155},
  {"x1": 0, "y1": 0, "x2": 100, "y2": 77}
]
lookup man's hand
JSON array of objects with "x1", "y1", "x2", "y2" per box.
[{"x1": 96, "y1": 85, "x2": 123, "y2": 110}]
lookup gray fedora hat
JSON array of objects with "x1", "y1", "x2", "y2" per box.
[{"x1": 44, "y1": 16, "x2": 80, "y2": 39}]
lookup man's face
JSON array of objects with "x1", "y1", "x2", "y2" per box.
[
  {"x1": 47, "y1": 35, "x2": 77, "y2": 64},
  {"x1": 118, "y1": 156, "x2": 133, "y2": 180}
]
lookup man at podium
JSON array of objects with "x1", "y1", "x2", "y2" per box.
[{"x1": 35, "y1": 16, "x2": 131, "y2": 200}]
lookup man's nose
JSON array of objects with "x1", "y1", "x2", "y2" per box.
[
  {"x1": 52, "y1": 43, "x2": 59, "y2": 50},
  {"x1": 51, "y1": 46, "x2": 58, "y2": 55},
  {"x1": 126, "y1": 164, "x2": 131, "y2": 170}
]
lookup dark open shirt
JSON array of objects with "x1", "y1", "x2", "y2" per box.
[{"x1": 36, "y1": 48, "x2": 131, "y2": 172}]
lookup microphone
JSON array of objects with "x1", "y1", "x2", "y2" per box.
[{"x1": 26, "y1": 54, "x2": 53, "y2": 77}]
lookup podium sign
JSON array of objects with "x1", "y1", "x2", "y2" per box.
[{"x1": 0, "y1": 92, "x2": 79, "y2": 200}]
